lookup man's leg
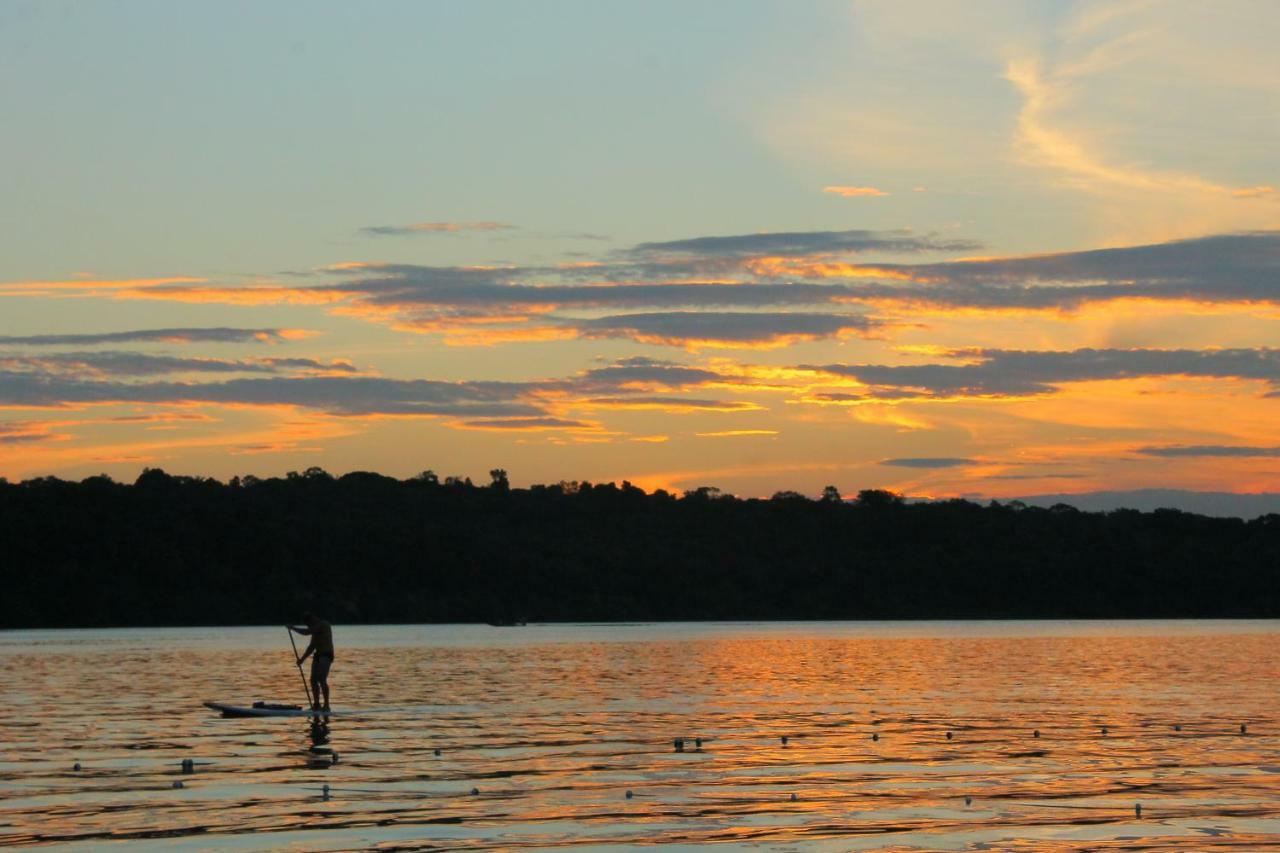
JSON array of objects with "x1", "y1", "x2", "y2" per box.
[
  {"x1": 309, "y1": 658, "x2": 324, "y2": 710},
  {"x1": 312, "y1": 656, "x2": 332, "y2": 710}
]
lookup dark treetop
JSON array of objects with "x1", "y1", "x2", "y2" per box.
[{"x1": 2, "y1": 467, "x2": 1278, "y2": 628}]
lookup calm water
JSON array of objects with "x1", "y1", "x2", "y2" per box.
[{"x1": 2, "y1": 621, "x2": 1278, "y2": 850}]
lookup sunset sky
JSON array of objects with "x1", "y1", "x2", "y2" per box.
[{"x1": 2, "y1": 1, "x2": 1279, "y2": 500}]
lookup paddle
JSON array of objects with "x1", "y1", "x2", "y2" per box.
[{"x1": 287, "y1": 627, "x2": 316, "y2": 710}]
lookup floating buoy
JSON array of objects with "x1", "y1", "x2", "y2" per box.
[
  {"x1": 1101, "y1": 727, "x2": 1109, "y2": 736},
  {"x1": 781, "y1": 735, "x2": 789, "y2": 746},
  {"x1": 871, "y1": 732, "x2": 879, "y2": 741},
  {"x1": 73, "y1": 762, "x2": 81, "y2": 772},
  {"x1": 1135, "y1": 803, "x2": 1142, "y2": 818},
  {"x1": 964, "y1": 795, "x2": 972, "y2": 806},
  {"x1": 1240, "y1": 723, "x2": 1248, "y2": 735},
  {"x1": 470, "y1": 787, "x2": 479, "y2": 796},
  {"x1": 1033, "y1": 730, "x2": 1040, "y2": 738},
  {"x1": 1174, "y1": 724, "x2": 1182, "y2": 732},
  {"x1": 946, "y1": 731, "x2": 953, "y2": 741},
  {"x1": 180, "y1": 758, "x2": 194, "y2": 774},
  {"x1": 625, "y1": 790, "x2": 634, "y2": 799},
  {"x1": 434, "y1": 748, "x2": 442, "y2": 757},
  {"x1": 694, "y1": 737, "x2": 702, "y2": 749},
  {"x1": 790, "y1": 792, "x2": 798, "y2": 802},
  {"x1": 172, "y1": 781, "x2": 184, "y2": 789},
  {"x1": 322, "y1": 783, "x2": 330, "y2": 800},
  {"x1": 674, "y1": 738, "x2": 685, "y2": 752}
]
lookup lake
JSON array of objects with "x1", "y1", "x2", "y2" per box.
[{"x1": 2, "y1": 621, "x2": 1278, "y2": 850}]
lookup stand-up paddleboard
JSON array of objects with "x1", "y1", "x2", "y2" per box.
[{"x1": 204, "y1": 701, "x2": 335, "y2": 718}]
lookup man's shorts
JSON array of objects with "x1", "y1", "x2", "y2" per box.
[{"x1": 311, "y1": 655, "x2": 333, "y2": 682}]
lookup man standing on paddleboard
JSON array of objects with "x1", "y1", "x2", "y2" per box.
[{"x1": 288, "y1": 613, "x2": 334, "y2": 711}]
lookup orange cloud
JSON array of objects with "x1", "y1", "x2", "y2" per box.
[
  {"x1": 576, "y1": 397, "x2": 763, "y2": 413},
  {"x1": 450, "y1": 416, "x2": 603, "y2": 432},
  {"x1": 604, "y1": 329, "x2": 872, "y2": 352},
  {"x1": 0, "y1": 407, "x2": 362, "y2": 476},
  {"x1": 742, "y1": 257, "x2": 919, "y2": 280},
  {"x1": 823, "y1": 186, "x2": 890, "y2": 197},
  {"x1": 0, "y1": 277, "x2": 206, "y2": 298},
  {"x1": 695, "y1": 429, "x2": 779, "y2": 438},
  {"x1": 113, "y1": 285, "x2": 346, "y2": 306},
  {"x1": 438, "y1": 326, "x2": 580, "y2": 346},
  {"x1": 849, "y1": 405, "x2": 934, "y2": 431}
]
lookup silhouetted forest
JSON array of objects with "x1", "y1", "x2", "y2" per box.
[{"x1": 3, "y1": 467, "x2": 1279, "y2": 628}]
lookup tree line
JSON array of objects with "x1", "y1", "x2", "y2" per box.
[{"x1": 2, "y1": 466, "x2": 1278, "y2": 628}]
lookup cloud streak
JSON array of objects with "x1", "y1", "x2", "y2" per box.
[
  {"x1": 630, "y1": 229, "x2": 975, "y2": 258},
  {"x1": 359, "y1": 221, "x2": 514, "y2": 237},
  {"x1": 881, "y1": 457, "x2": 975, "y2": 468},
  {"x1": 575, "y1": 311, "x2": 881, "y2": 348},
  {"x1": 9, "y1": 230, "x2": 1278, "y2": 349},
  {"x1": 804, "y1": 347, "x2": 1280, "y2": 400},
  {"x1": 778, "y1": 232, "x2": 1280, "y2": 312},
  {"x1": 0, "y1": 327, "x2": 306, "y2": 346},
  {"x1": 823, "y1": 186, "x2": 890, "y2": 197},
  {"x1": 0, "y1": 355, "x2": 743, "y2": 423},
  {"x1": 456, "y1": 416, "x2": 597, "y2": 431},
  {"x1": 0, "y1": 352, "x2": 356, "y2": 378},
  {"x1": 0, "y1": 421, "x2": 60, "y2": 445},
  {"x1": 1135, "y1": 445, "x2": 1280, "y2": 458}
]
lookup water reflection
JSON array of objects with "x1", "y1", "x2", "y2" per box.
[
  {"x1": 0, "y1": 621, "x2": 1278, "y2": 849},
  {"x1": 308, "y1": 717, "x2": 330, "y2": 749},
  {"x1": 304, "y1": 718, "x2": 336, "y2": 770}
]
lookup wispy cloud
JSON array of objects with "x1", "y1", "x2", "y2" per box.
[
  {"x1": 359, "y1": 221, "x2": 514, "y2": 237},
  {"x1": 0, "y1": 229, "x2": 975, "y2": 348},
  {"x1": 576, "y1": 311, "x2": 881, "y2": 349},
  {"x1": 881, "y1": 457, "x2": 974, "y2": 468},
  {"x1": 695, "y1": 429, "x2": 778, "y2": 438},
  {"x1": 0, "y1": 372, "x2": 544, "y2": 418},
  {"x1": 998, "y1": 15, "x2": 1280, "y2": 242},
  {"x1": 0, "y1": 327, "x2": 309, "y2": 346},
  {"x1": 823, "y1": 186, "x2": 890, "y2": 197},
  {"x1": 0, "y1": 354, "x2": 742, "y2": 423},
  {"x1": 580, "y1": 396, "x2": 759, "y2": 412},
  {"x1": 571, "y1": 358, "x2": 726, "y2": 391},
  {"x1": 1005, "y1": 58, "x2": 1233, "y2": 199},
  {"x1": 1232, "y1": 186, "x2": 1277, "y2": 199},
  {"x1": 787, "y1": 231, "x2": 1280, "y2": 312},
  {"x1": 804, "y1": 347, "x2": 1280, "y2": 401},
  {"x1": 1135, "y1": 445, "x2": 1280, "y2": 458},
  {"x1": 0, "y1": 277, "x2": 206, "y2": 298},
  {"x1": 630, "y1": 229, "x2": 975, "y2": 258},
  {"x1": 0, "y1": 421, "x2": 61, "y2": 445},
  {"x1": 10, "y1": 230, "x2": 1279, "y2": 349},
  {"x1": 454, "y1": 416, "x2": 597, "y2": 431},
  {"x1": 0, "y1": 352, "x2": 356, "y2": 378}
]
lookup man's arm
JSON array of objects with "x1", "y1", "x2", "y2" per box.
[{"x1": 287, "y1": 625, "x2": 316, "y2": 662}]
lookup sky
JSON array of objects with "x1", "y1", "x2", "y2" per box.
[{"x1": 2, "y1": 0, "x2": 1279, "y2": 501}]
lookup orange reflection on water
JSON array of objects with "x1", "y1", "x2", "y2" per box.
[{"x1": 1, "y1": 622, "x2": 1278, "y2": 850}]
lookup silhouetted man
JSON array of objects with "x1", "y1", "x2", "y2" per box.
[{"x1": 288, "y1": 613, "x2": 334, "y2": 710}]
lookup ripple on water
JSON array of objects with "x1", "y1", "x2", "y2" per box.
[{"x1": 1, "y1": 620, "x2": 1278, "y2": 850}]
